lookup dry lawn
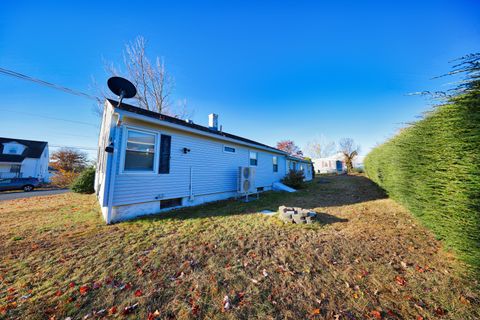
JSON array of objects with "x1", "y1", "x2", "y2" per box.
[{"x1": 0, "y1": 175, "x2": 478, "y2": 319}]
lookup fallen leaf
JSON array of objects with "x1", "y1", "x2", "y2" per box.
[
  {"x1": 416, "y1": 316, "x2": 424, "y2": 320},
  {"x1": 311, "y1": 308, "x2": 321, "y2": 315},
  {"x1": 134, "y1": 289, "x2": 143, "y2": 297},
  {"x1": 371, "y1": 310, "x2": 382, "y2": 319},
  {"x1": 55, "y1": 290, "x2": 63, "y2": 297},
  {"x1": 415, "y1": 265, "x2": 425, "y2": 273},
  {"x1": 68, "y1": 282, "x2": 75, "y2": 288},
  {"x1": 395, "y1": 276, "x2": 406, "y2": 286},
  {"x1": 434, "y1": 307, "x2": 446, "y2": 316},
  {"x1": 108, "y1": 306, "x2": 117, "y2": 315},
  {"x1": 192, "y1": 304, "x2": 199, "y2": 316},
  {"x1": 459, "y1": 296, "x2": 470, "y2": 305},
  {"x1": 79, "y1": 285, "x2": 90, "y2": 295}
]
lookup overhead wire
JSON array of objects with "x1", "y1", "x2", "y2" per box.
[{"x1": 0, "y1": 67, "x2": 101, "y2": 102}]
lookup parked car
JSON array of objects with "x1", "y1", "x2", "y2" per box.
[{"x1": 0, "y1": 178, "x2": 41, "y2": 192}]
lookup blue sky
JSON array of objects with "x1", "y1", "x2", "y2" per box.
[{"x1": 1, "y1": 0, "x2": 479, "y2": 159}]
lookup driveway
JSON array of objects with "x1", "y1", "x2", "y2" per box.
[{"x1": 0, "y1": 189, "x2": 69, "y2": 201}]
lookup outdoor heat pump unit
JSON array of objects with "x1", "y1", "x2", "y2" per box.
[{"x1": 238, "y1": 166, "x2": 257, "y2": 201}]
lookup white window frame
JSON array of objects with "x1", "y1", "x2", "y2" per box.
[
  {"x1": 223, "y1": 145, "x2": 236, "y2": 154},
  {"x1": 249, "y1": 151, "x2": 258, "y2": 166},
  {"x1": 120, "y1": 126, "x2": 159, "y2": 175},
  {"x1": 273, "y1": 156, "x2": 278, "y2": 172}
]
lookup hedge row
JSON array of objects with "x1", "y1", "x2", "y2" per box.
[{"x1": 364, "y1": 91, "x2": 480, "y2": 273}]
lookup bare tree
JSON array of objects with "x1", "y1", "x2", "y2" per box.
[
  {"x1": 95, "y1": 36, "x2": 190, "y2": 118},
  {"x1": 305, "y1": 135, "x2": 336, "y2": 159},
  {"x1": 338, "y1": 138, "x2": 360, "y2": 174}
]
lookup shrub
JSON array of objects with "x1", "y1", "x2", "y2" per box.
[
  {"x1": 71, "y1": 167, "x2": 96, "y2": 194},
  {"x1": 365, "y1": 91, "x2": 480, "y2": 274},
  {"x1": 282, "y1": 170, "x2": 305, "y2": 189}
]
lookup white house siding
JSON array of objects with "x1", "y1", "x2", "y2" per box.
[
  {"x1": 16, "y1": 148, "x2": 49, "y2": 181},
  {"x1": 111, "y1": 117, "x2": 287, "y2": 208}
]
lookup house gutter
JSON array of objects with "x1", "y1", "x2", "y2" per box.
[{"x1": 105, "y1": 113, "x2": 122, "y2": 224}]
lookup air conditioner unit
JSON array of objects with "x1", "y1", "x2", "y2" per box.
[{"x1": 238, "y1": 166, "x2": 256, "y2": 194}]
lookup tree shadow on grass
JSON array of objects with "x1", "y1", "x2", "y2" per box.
[
  {"x1": 130, "y1": 175, "x2": 386, "y2": 224},
  {"x1": 314, "y1": 212, "x2": 349, "y2": 224}
]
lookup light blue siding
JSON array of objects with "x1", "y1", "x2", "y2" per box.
[{"x1": 111, "y1": 120, "x2": 287, "y2": 206}]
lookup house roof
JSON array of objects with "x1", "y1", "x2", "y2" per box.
[
  {"x1": 287, "y1": 155, "x2": 312, "y2": 164},
  {"x1": 0, "y1": 137, "x2": 47, "y2": 162},
  {"x1": 108, "y1": 99, "x2": 287, "y2": 154}
]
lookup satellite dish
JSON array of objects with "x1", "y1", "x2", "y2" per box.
[{"x1": 107, "y1": 76, "x2": 137, "y2": 107}]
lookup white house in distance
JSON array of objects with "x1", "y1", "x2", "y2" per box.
[
  {"x1": 312, "y1": 152, "x2": 364, "y2": 174},
  {"x1": 0, "y1": 137, "x2": 50, "y2": 181},
  {"x1": 95, "y1": 99, "x2": 313, "y2": 224}
]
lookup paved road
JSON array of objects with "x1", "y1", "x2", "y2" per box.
[{"x1": 0, "y1": 189, "x2": 69, "y2": 201}]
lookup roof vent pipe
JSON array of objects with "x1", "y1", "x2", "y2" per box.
[{"x1": 208, "y1": 113, "x2": 218, "y2": 130}]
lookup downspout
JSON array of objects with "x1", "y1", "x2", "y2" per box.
[
  {"x1": 105, "y1": 113, "x2": 122, "y2": 224},
  {"x1": 189, "y1": 166, "x2": 194, "y2": 201}
]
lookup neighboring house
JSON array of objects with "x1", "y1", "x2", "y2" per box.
[
  {"x1": 95, "y1": 99, "x2": 313, "y2": 223},
  {"x1": 0, "y1": 137, "x2": 50, "y2": 182},
  {"x1": 312, "y1": 153, "x2": 364, "y2": 174}
]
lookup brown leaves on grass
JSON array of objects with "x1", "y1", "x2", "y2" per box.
[
  {"x1": 395, "y1": 276, "x2": 407, "y2": 286},
  {"x1": 370, "y1": 310, "x2": 382, "y2": 319},
  {"x1": 147, "y1": 310, "x2": 161, "y2": 320},
  {"x1": 108, "y1": 306, "x2": 117, "y2": 315},
  {"x1": 79, "y1": 285, "x2": 90, "y2": 295}
]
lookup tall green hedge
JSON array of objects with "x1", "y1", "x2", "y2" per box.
[{"x1": 365, "y1": 90, "x2": 480, "y2": 273}]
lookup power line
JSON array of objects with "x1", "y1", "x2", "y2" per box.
[
  {"x1": 0, "y1": 108, "x2": 99, "y2": 127},
  {"x1": 50, "y1": 144, "x2": 97, "y2": 151},
  {"x1": 0, "y1": 67, "x2": 101, "y2": 102}
]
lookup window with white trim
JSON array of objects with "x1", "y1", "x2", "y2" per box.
[
  {"x1": 273, "y1": 156, "x2": 278, "y2": 172},
  {"x1": 124, "y1": 129, "x2": 156, "y2": 172},
  {"x1": 249, "y1": 151, "x2": 258, "y2": 166},
  {"x1": 224, "y1": 146, "x2": 236, "y2": 153}
]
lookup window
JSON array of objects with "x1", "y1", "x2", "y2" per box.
[
  {"x1": 124, "y1": 129, "x2": 156, "y2": 172},
  {"x1": 10, "y1": 165, "x2": 21, "y2": 174},
  {"x1": 161, "y1": 197, "x2": 182, "y2": 209},
  {"x1": 249, "y1": 151, "x2": 258, "y2": 166},
  {"x1": 224, "y1": 146, "x2": 236, "y2": 153},
  {"x1": 273, "y1": 156, "x2": 278, "y2": 172},
  {"x1": 257, "y1": 187, "x2": 264, "y2": 192},
  {"x1": 158, "y1": 135, "x2": 171, "y2": 174}
]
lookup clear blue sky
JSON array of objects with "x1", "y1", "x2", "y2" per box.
[{"x1": 1, "y1": 1, "x2": 479, "y2": 159}]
